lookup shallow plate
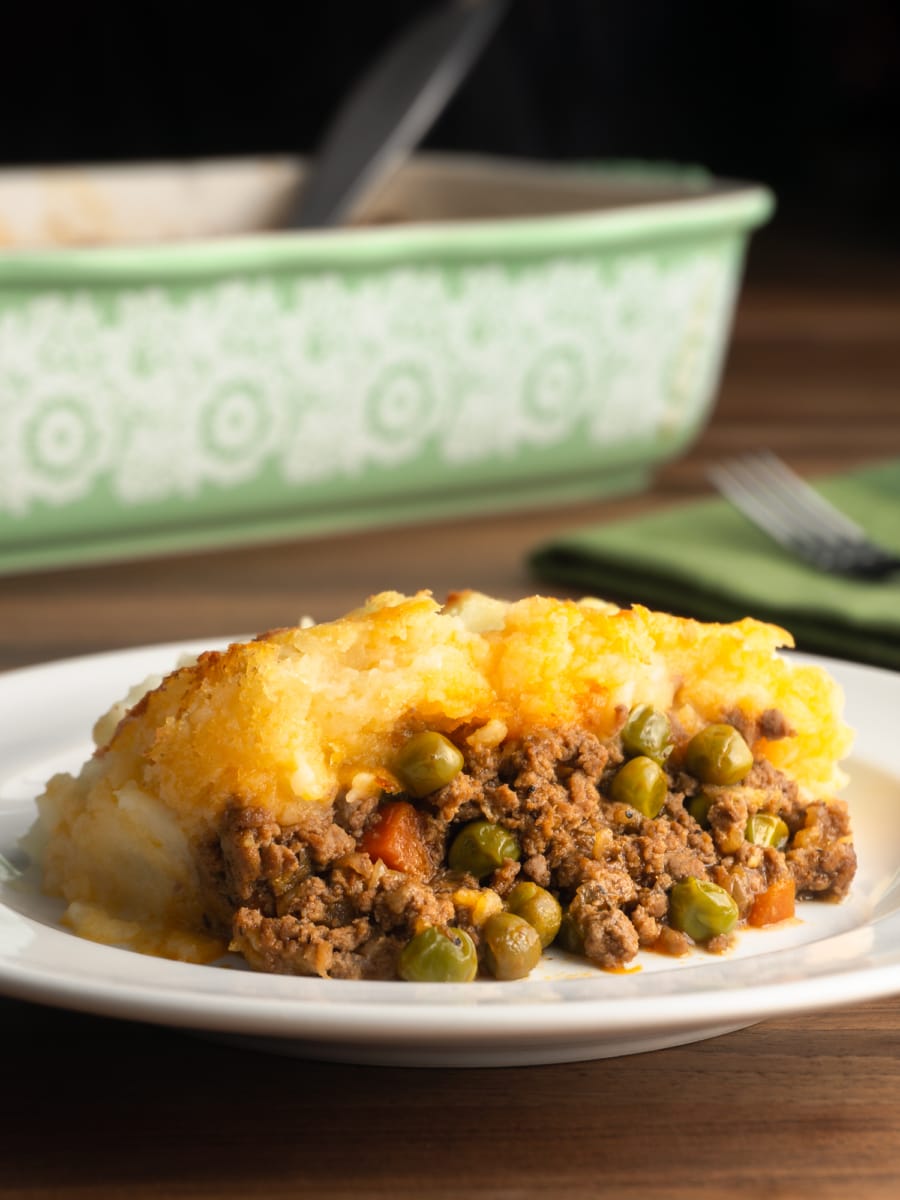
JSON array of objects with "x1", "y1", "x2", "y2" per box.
[{"x1": 1, "y1": 642, "x2": 899, "y2": 1067}]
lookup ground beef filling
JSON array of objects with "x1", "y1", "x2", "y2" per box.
[{"x1": 211, "y1": 724, "x2": 856, "y2": 981}]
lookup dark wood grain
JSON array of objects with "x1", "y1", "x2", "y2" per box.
[
  {"x1": 2, "y1": 249, "x2": 900, "y2": 1199},
  {"x1": 3, "y1": 995, "x2": 900, "y2": 1200}
]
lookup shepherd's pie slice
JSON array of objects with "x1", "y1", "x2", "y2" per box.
[{"x1": 32, "y1": 591, "x2": 855, "y2": 980}]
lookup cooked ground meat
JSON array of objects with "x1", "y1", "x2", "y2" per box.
[
  {"x1": 787, "y1": 800, "x2": 856, "y2": 898},
  {"x1": 724, "y1": 706, "x2": 795, "y2": 745},
  {"x1": 210, "y1": 718, "x2": 856, "y2": 980}
]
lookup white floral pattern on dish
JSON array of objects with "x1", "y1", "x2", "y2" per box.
[{"x1": 0, "y1": 250, "x2": 732, "y2": 517}]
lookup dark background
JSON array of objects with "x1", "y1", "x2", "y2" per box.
[{"x1": 2, "y1": 0, "x2": 898, "y2": 253}]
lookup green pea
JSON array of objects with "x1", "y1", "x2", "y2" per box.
[
  {"x1": 505, "y1": 881, "x2": 562, "y2": 948},
  {"x1": 448, "y1": 820, "x2": 521, "y2": 879},
  {"x1": 684, "y1": 724, "x2": 754, "y2": 786},
  {"x1": 669, "y1": 877, "x2": 739, "y2": 942},
  {"x1": 556, "y1": 910, "x2": 585, "y2": 955},
  {"x1": 394, "y1": 731, "x2": 464, "y2": 798},
  {"x1": 687, "y1": 792, "x2": 715, "y2": 829},
  {"x1": 482, "y1": 912, "x2": 542, "y2": 980},
  {"x1": 745, "y1": 812, "x2": 790, "y2": 849},
  {"x1": 397, "y1": 926, "x2": 478, "y2": 982},
  {"x1": 621, "y1": 704, "x2": 672, "y2": 764},
  {"x1": 609, "y1": 755, "x2": 668, "y2": 818}
]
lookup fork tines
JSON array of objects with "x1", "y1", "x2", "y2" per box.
[{"x1": 708, "y1": 452, "x2": 900, "y2": 579}]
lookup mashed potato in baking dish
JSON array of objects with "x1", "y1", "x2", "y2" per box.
[{"x1": 32, "y1": 591, "x2": 856, "y2": 981}]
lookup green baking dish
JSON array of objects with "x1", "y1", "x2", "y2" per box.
[{"x1": 0, "y1": 153, "x2": 773, "y2": 574}]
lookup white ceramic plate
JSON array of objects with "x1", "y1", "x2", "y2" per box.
[{"x1": 2, "y1": 642, "x2": 899, "y2": 1068}]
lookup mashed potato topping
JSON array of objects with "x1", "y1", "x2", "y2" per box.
[{"x1": 33, "y1": 591, "x2": 855, "y2": 975}]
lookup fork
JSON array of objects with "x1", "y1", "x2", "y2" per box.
[{"x1": 707, "y1": 451, "x2": 900, "y2": 580}]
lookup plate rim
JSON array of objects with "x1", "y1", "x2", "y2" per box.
[{"x1": 2, "y1": 639, "x2": 899, "y2": 1055}]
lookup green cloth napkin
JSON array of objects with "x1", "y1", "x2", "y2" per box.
[{"x1": 531, "y1": 459, "x2": 900, "y2": 670}]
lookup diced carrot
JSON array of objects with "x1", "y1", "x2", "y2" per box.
[
  {"x1": 748, "y1": 877, "x2": 796, "y2": 927},
  {"x1": 359, "y1": 800, "x2": 431, "y2": 877}
]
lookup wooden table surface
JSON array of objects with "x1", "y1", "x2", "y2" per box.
[{"x1": 2, "y1": 242, "x2": 900, "y2": 1199}]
